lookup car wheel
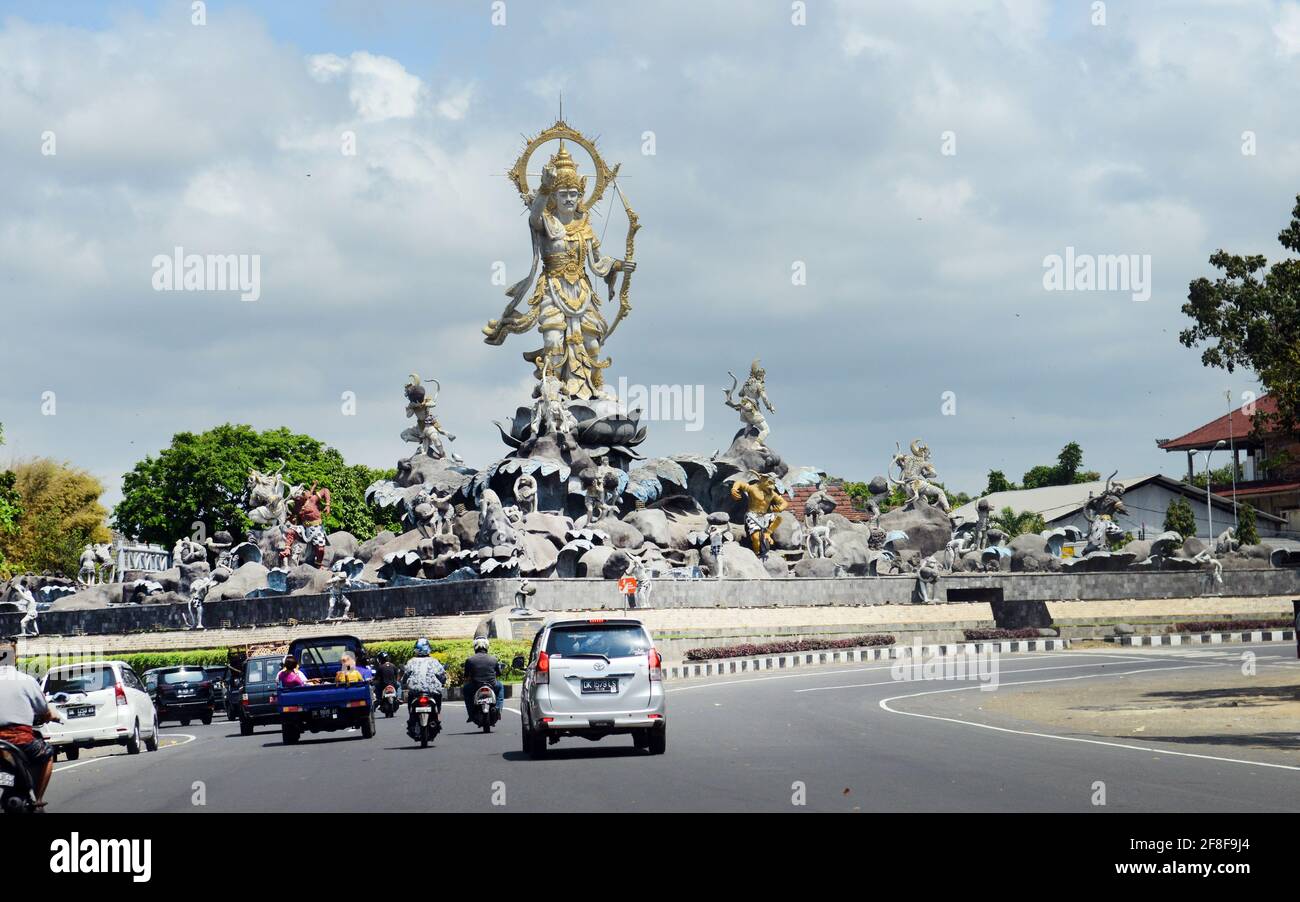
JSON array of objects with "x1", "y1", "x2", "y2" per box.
[
  {"x1": 62, "y1": 746, "x2": 80, "y2": 762},
  {"x1": 633, "y1": 731, "x2": 649, "y2": 750},
  {"x1": 200, "y1": 712, "x2": 212, "y2": 726},
  {"x1": 282, "y1": 724, "x2": 300, "y2": 745},
  {"x1": 648, "y1": 725, "x2": 667, "y2": 755},
  {"x1": 125, "y1": 721, "x2": 142, "y2": 755},
  {"x1": 144, "y1": 717, "x2": 159, "y2": 752},
  {"x1": 361, "y1": 714, "x2": 375, "y2": 739},
  {"x1": 180, "y1": 718, "x2": 190, "y2": 727},
  {"x1": 240, "y1": 717, "x2": 254, "y2": 737},
  {"x1": 527, "y1": 725, "x2": 547, "y2": 758}
]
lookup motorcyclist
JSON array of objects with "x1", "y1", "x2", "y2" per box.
[
  {"x1": 374, "y1": 652, "x2": 402, "y2": 710},
  {"x1": 0, "y1": 636, "x2": 63, "y2": 810},
  {"x1": 463, "y1": 636, "x2": 505, "y2": 721},
  {"x1": 403, "y1": 638, "x2": 446, "y2": 737}
]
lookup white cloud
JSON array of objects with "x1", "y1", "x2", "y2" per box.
[
  {"x1": 306, "y1": 50, "x2": 424, "y2": 121},
  {"x1": 1275, "y1": 1, "x2": 1300, "y2": 54}
]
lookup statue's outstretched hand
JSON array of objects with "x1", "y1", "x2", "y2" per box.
[
  {"x1": 620, "y1": 261, "x2": 636, "y2": 273},
  {"x1": 540, "y1": 162, "x2": 558, "y2": 192}
]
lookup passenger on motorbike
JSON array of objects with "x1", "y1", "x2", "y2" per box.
[
  {"x1": 404, "y1": 638, "x2": 446, "y2": 736},
  {"x1": 374, "y1": 652, "x2": 402, "y2": 691},
  {"x1": 0, "y1": 637, "x2": 63, "y2": 810},
  {"x1": 462, "y1": 636, "x2": 505, "y2": 721}
]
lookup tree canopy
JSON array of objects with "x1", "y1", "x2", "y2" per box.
[
  {"x1": 111, "y1": 424, "x2": 398, "y2": 546},
  {"x1": 990, "y1": 507, "x2": 1046, "y2": 538},
  {"x1": 1163, "y1": 496, "x2": 1197, "y2": 538},
  {"x1": 1181, "y1": 194, "x2": 1300, "y2": 439},
  {"x1": 983, "y1": 443, "x2": 1102, "y2": 495},
  {"x1": 0, "y1": 457, "x2": 111, "y2": 578}
]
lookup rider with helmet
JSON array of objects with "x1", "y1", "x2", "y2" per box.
[
  {"x1": 462, "y1": 636, "x2": 505, "y2": 721},
  {"x1": 403, "y1": 638, "x2": 446, "y2": 737},
  {"x1": 0, "y1": 636, "x2": 63, "y2": 810}
]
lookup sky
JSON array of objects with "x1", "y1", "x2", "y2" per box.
[{"x1": 1, "y1": 0, "x2": 1298, "y2": 513}]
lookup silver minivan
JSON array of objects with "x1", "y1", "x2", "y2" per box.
[{"x1": 515, "y1": 617, "x2": 666, "y2": 757}]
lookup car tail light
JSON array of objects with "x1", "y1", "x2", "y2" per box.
[
  {"x1": 540, "y1": 717, "x2": 554, "y2": 724},
  {"x1": 648, "y1": 648, "x2": 663, "y2": 682},
  {"x1": 535, "y1": 651, "x2": 549, "y2": 685},
  {"x1": 283, "y1": 705, "x2": 302, "y2": 713},
  {"x1": 241, "y1": 695, "x2": 250, "y2": 707},
  {"x1": 115, "y1": 682, "x2": 128, "y2": 706},
  {"x1": 346, "y1": 700, "x2": 366, "y2": 708},
  {"x1": 198, "y1": 681, "x2": 211, "y2": 690},
  {"x1": 588, "y1": 618, "x2": 606, "y2": 623}
]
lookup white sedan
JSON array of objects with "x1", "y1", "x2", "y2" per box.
[{"x1": 41, "y1": 661, "x2": 161, "y2": 760}]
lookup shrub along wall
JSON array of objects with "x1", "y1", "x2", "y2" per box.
[{"x1": 19, "y1": 640, "x2": 533, "y2": 687}]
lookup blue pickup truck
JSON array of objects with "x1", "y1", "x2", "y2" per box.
[{"x1": 277, "y1": 635, "x2": 376, "y2": 744}]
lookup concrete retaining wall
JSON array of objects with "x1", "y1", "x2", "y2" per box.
[{"x1": 3, "y1": 567, "x2": 1296, "y2": 639}]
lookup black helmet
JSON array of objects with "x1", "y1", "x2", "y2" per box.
[{"x1": 378, "y1": 652, "x2": 390, "y2": 663}]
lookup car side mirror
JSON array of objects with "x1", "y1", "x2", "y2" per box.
[{"x1": 511, "y1": 656, "x2": 526, "y2": 670}]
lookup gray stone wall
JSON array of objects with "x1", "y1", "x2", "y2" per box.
[{"x1": 2, "y1": 567, "x2": 1295, "y2": 638}]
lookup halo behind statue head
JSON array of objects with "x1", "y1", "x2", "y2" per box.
[{"x1": 508, "y1": 119, "x2": 617, "y2": 213}]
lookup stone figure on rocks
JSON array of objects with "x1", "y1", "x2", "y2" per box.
[
  {"x1": 413, "y1": 485, "x2": 456, "y2": 539},
  {"x1": 582, "y1": 457, "x2": 621, "y2": 524},
  {"x1": 1082, "y1": 472, "x2": 1127, "y2": 555},
  {"x1": 185, "y1": 577, "x2": 214, "y2": 630},
  {"x1": 513, "y1": 473, "x2": 539, "y2": 515},
  {"x1": 246, "y1": 462, "x2": 293, "y2": 530},
  {"x1": 804, "y1": 487, "x2": 837, "y2": 528},
  {"x1": 483, "y1": 122, "x2": 638, "y2": 401},
  {"x1": 401, "y1": 374, "x2": 462, "y2": 462},
  {"x1": 730, "y1": 474, "x2": 789, "y2": 560},
  {"x1": 282, "y1": 483, "x2": 331, "y2": 569},
  {"x1": 513, "y1": 578, "x2": 537, "y2": 614},
  {"x1": 326, "y1": 572, "x2": 352, "y2": 620},
  {"x1": 16, "y1": 578, "x2": 39, "y2": 636},
  {"x1": 529, "y1": 359, "x2": 579, "y2": 438},
  {"x1": 723, "y1": 360, "x2": 776, "y2": 445},
  {"x1": 476, "y1": 489, "x2": 524, "y2": 574},
  {"x1": 914, "y1": 556, "x2": 941, "y2": 604},
  {"x1": 888, "y1": 440, "x2": 950, "y2": 513},
  {"x1": 77, "y1": 543, "x2": 113, "y2": 586},
  {"x1": 805, "y1": 524, "x2": 834, "y2": 559}
]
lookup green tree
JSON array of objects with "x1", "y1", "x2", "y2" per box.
[
  {"x1": 1022, "y1": 442, "x2": 1102, "y2": 489},
  {"x1": 990, "y1": 507, "x2": 1046, "y2": 538},
  {"x1": 0, "y1": 425, "x2": 24, "y2": 579},
  {"x1": 1235, "y1": 503, "x2": 1260, "y2": 546},
  {"x1": 1181, "y1": 194, "x2": 1300, "y2": 441},
  {"x1": 0, "y1": 458, "x2": 111, "y2": 576},
  {"x1": 1163, "y1": 496, "x2": 1197, "y2": 538},
  {"x1": 112, "y1": 424, "x2": 398, "y2": 546},
  {"x1": 984, "y1": 470, "x2": 1015, "y2": 494}
]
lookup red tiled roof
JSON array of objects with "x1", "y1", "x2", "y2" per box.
[
  {"x1": 1159, "y1": 394, "x2": 1278, "y2": 451},
  {"x1": 787, "y1": 484, "x2": 873, "y2": 522},
  {"x1": 1213, "y1": 480, "x2": 1300, "y2": 499}
]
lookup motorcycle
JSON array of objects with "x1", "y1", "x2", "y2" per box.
[
  {"x1": 468, "y1": 683, "x2": 501, "y2": 733},
  {"x1": 377, "y1": 682, "x2": 401, "y2": 718},
  {"x1": 408, "y1": 689, "x2": 442, "y2": 748},
  {"x1": 0, "y1": 739, "x2": 39, "y2": 815}
]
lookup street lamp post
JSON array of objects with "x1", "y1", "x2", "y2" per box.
[{"x1": 1205, "y1": 439, "x2": 1227, "y2": 550}]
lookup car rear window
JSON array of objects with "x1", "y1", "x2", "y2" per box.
[
  {"x1": 45, "y1": 666, "x2": 114, "y2": 695},
  {"x1": 244, "y1": 659, "x2": 279, "y2": 683},
  {"x1": 546, "y1": 624, "x2": 650, "y2": 659},
  {"x1": 162, "y1": 669, "x2": 205, "y2": 685}
]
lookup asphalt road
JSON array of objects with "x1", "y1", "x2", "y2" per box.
[{"x1": 45, "y1": 644, "x2": 1300, "y2": 813}]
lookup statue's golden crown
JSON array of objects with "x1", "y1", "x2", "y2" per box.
[{"x1": 548, "y1": 143, "x2": 585, "y2": 192}]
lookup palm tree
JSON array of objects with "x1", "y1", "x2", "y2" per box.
[{"x1": 990, "y1": 506, "x2": 1046, "y2": 538}]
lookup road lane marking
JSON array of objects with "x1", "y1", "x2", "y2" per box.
[
  {"x1": 54, "y1": 733, "x2": 198, "y2": 773},
  {"x1": 878, "y1": 663, "x2": 1300, "y2": 773},
  {"x1": 664, "y1": 652, "x2": 1161, "y2": 694},
  {"x1": 793, "y1": 657, "x2": 1187, "y2": 693}
]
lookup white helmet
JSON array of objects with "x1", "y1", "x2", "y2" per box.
[{"x1": 473, "y1": 637, "x2": 489, "y2": 653}]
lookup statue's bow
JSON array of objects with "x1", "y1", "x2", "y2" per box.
[{"x1": 605, "y1": 177, "x2": 639, "y2": 338}]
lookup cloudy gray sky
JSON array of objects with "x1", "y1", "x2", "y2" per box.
[{"x1": 1, "y1": 0, "x2": 1297, "y2": 513}]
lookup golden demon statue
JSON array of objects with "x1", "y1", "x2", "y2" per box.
[
  {"x1": 730, "y1": 474, "x2": 789, "y2": 560},
  {"x1": 483, "y1": 120, "x2": 639, "y2": 401}
]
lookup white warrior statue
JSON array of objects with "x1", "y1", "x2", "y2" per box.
[{"x1": 483, "y1": 122, "x2": 638, "y2": 402}]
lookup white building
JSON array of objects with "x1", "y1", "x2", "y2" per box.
[{"x1": 949, "y1": 474, "x2": 1286, "y2": 541}]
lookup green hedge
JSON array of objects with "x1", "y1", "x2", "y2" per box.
[{"x1": 21, "y1": 640, "x2": 532, "y2": 687}]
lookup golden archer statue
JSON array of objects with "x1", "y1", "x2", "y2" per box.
[{"x1": 482, "y1": 120, "x2": 639, "y2": 401}]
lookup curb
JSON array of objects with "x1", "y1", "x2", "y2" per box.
[
  {"x1": 666, "y1": 638, "x2": 1071, "y2": 681},
  {"x1": 1107, "y1": 629, "x2": 1295, "y2": 647}
]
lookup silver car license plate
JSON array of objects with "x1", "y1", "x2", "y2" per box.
[
  {"x1": 0, "y1": 772, "x2": 14, "y2": 787},
  {"x1": 581, "y1": 678, "x2": 618, "y2": 694},
  {"x1": 413, "y1": 706, "x2": 432, "y2": 713}
]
